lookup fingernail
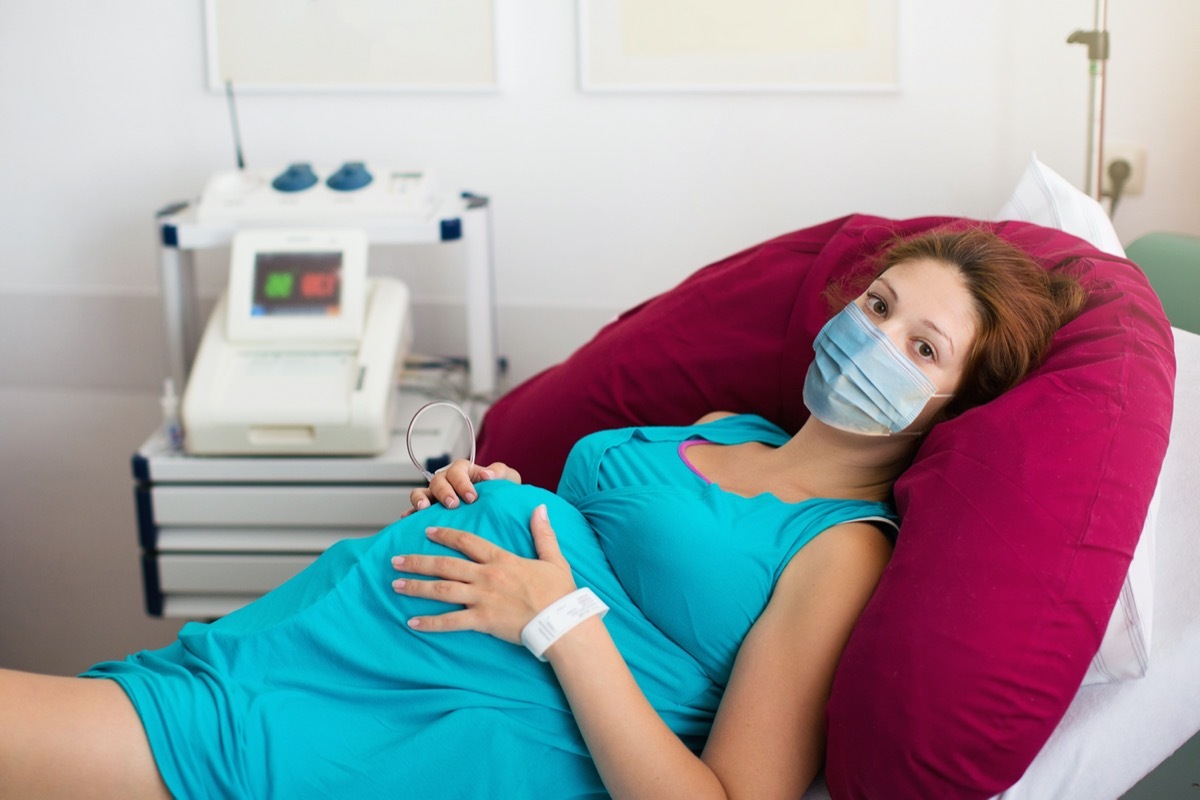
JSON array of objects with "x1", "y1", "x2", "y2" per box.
[
  {"x1": 392, "y1": 579, "x2": 406, "y2": 591},
  {"x1": 534, "y1": 504, "x2": 548, "y2": 522},
  {"x1": 391, "y1": 556, "x2": 405, "y2": 567},
  {"x1": 482, "y1": 469, "x2": 495, "y2": 479},
  {"x1": 444, "y1": 496, "x2": 458, "y2": 509},
  {"x1": 408, "y1": 618, "x2": 422, "y2": 628},
  {"x1": 464, "y1": 491, "x2": 477, "y2": 503},
  {"x1": 416, "y1": 499, "x2": 429, "y2": 510},
  {"x1": 425, "y1": 527, "x2": 438, "y2": 538}
]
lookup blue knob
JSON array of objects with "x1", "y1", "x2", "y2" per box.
[
  {"x1": 326, "y1": 161, "x2": 373, "y2": 192},
  {"x1": 271, "y1": 163, "x2": 318, "y2": 192}
]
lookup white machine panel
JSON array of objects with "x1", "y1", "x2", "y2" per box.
[
  {"x1": 196, "y1": 164, "x2": 439, "y2": 226},
  {"x1": 182, "y1": 228, "x2": 413, "y2": 455}
]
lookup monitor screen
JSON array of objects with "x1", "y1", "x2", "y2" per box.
[
  {"x1": 226, "y1": 228, "x2": 367, "y2": 343},
  {"x1": 251, "y1": 251, "x2": 343, "y2": 317}
]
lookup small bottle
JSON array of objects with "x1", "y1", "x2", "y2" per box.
[{"x1": 160, "y1": 378, "x2": 185, "y2": 452}]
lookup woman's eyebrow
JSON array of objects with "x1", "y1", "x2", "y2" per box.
[
  {"x1": 876, "y1": 276, "x2": 955, "y2": 356},
  {"x1": 923, "y1": 319, "x2": 955, "y2": 356}
]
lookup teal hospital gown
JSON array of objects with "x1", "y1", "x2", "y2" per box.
[{"x1": 84, "y1": 414, "x2": 897, "y2": 798}]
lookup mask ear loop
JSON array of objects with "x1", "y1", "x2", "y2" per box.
[{"x1": 405, "y1": 400, "x2": 477, "y2": 482}]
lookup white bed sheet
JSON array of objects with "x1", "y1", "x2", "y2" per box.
[{"x1": 802, "y1": 326, "x2": 1200, "y2": 800}]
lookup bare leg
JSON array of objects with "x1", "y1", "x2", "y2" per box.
[{"x1": 0, "y1": 668, "x2": 171, "y2": 799}]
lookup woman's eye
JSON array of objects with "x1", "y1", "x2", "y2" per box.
[
  {"x1": 866, "y1": 295, "x2": 887, "y2": 315},
  {"x1": 915, "y1": 341, "x2": 936, "y2": 360}
]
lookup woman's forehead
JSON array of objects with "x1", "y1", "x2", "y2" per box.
[{"x1": 875, "y1": 259, "x2": 979, "y2": 340}]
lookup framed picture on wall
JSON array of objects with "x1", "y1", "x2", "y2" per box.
[
  {"x1": 578, "y1": 0, "x2": 898, "y2": 93},
  {"x1": 204, "y1": 0, "x2": 498, "y2": 92}
]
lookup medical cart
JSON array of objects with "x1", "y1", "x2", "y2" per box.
[{"x1": 134, "y1": 190, "x2": 496, "y2": 618}]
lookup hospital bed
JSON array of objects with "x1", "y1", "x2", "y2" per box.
[
  {"x1": 474, "y1": 156, "x2": 1200, "y2": 798},
  {"x1": 990, "y1": 231, "x2": 1200, "y2": 798}
]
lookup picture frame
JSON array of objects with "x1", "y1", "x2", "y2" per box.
[
  {"x1": 204, "y1": 0, "x2": 498, "y2": 93},
  {"x1": 578, "y1": 0, "x2": 898, "y2": 93}
]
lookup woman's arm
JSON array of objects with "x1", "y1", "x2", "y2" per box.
[
  {"x1": 701, "y1": 521, "x2": 893, "y2": 795},
  {"x1": 543, "y1": 611, "x2": 728, "y2": 797},
  {"x1": 550, "y1": 521, "x2": 891, "y2": 798},
  {"x1": 396, "y1": 512, "x2": 891, "y2": 798}
]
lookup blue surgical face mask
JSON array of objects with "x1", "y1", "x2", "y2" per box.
[{"x1": 803, "y1": 301, "x2": 952, "y2": 436}]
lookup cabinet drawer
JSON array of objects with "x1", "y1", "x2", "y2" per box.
[
  {"x1": 157, "y1": 553, "x2": 316, "y2": 593},
  {"x1": 149, "y1": 485, "x2": 408, "y2": 527}
]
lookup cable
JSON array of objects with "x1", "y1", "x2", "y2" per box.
[
  {"x1": 405, "y1": 400, "x2": 477, "y2": 481},
  {"x1": 1107, "y1": 158, "x2": 1132, "y2": 217}
]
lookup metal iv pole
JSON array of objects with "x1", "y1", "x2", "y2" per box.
[{"x1": 1067, "y1": 0, "x2": 1110, "y2": 201}]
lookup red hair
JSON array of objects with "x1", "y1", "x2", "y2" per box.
[{"x1": 827, "y1": 226, "x2": 1088, "y2": 417}]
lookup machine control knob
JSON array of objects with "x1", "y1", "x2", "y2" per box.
[
  {"x1": 326, "y1": 161, "x2": 374, "y2": 192},
  {"x1": 271, "y1": 162, "x2": 319, "y2": 193}
]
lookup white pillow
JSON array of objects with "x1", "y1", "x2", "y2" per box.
[
  {"x1": 996, "y1": 154, "x2": 1155, "y2": 685},
  {"x1": 997, "y1": 153, "x2": 1126, "y2": 257}
]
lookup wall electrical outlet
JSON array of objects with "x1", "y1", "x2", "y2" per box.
[{"x1": 1101, "y1": 143, "x2": 1146, "y2": 197}]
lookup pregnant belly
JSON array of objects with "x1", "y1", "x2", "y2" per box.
[
  {"x1": 193, "y1": 478, "x2": 718, "y2": 742},
  {"x1": 389, "y1": 480, "x2": 593, "y2": 562}
]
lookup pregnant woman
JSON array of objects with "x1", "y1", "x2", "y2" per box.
[{"x1": 2, "y1": 225, "x2": 1085, "y2": 798}]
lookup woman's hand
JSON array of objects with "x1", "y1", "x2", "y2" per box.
[
  {"x1": 391, "y1": 505, "x2": 575, "y2": 645},
  {"x1": 402, "y1": 459, "x2": 522, "y2": 517}
]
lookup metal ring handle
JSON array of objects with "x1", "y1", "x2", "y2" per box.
[{"x1": 405, "y1": 400, "x2": 477, "y2": 482}]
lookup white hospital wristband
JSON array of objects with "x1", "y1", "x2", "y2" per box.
[{"x1": 520, "y1": 588, "x2": 609, "y2": 662}]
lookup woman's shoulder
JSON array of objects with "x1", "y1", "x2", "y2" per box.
[
  {"x1": 693, "y1": 411, "x2": 737, "y2": 425},
  {"x1": 689, "y1": 412, "x2": 791, "y2": 444},
  {"x1": 569, "y1": 413, "x2": 789, "y2": 459}
]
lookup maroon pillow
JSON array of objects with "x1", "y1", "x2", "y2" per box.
[
  {"x1": 477, "y1": 214, "x2": 870, "y2": 488},
  {"x1": 476, "y1": 214, "x2": 1174, "y2": 797},
  {"x1": 825, "y1": 220, "x2": 1174, "y2": 798}
]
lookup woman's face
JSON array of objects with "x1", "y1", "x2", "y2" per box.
[{"x1": 853, "y1": 257, "x2": 979, "y2": 431}]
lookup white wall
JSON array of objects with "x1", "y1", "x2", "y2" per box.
[{"x1": 2, "y1": 0, "x2": 1197, "y2": 674}]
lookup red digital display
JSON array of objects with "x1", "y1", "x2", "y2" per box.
[{"x1": 300, "y1": 271, "x2": 339, "y2": 300}]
